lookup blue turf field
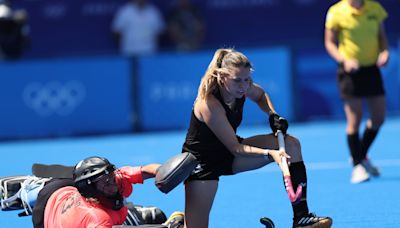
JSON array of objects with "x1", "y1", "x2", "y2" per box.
[{"x1": 1, "y1": 117, "x2": 399, "y2": 227}]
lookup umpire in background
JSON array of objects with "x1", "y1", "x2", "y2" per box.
[{"x1": 324, "y1": 0, "x2": 389, "y2": 184}]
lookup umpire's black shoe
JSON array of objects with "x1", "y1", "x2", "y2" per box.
[{"x1": 293, "y1": 213, "x2": 332, "y2": 228}]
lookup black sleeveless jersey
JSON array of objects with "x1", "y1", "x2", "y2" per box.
[{"x1": 182, "y1": 87, "x2": 245, "y2": 179}]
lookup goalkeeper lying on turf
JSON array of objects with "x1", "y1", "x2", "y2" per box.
[{"x1": 1, "y1": 153, "x2": 197, "y2": 228}]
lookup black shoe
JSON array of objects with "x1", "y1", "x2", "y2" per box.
[{"x1": 293, "y1": 213, "x2": 332, "y2": 228}]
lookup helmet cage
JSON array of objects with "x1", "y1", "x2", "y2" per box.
[{"x1": 73, "y1": 156, "x2": 124, "y2": 210}]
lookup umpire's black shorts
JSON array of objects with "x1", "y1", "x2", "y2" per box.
[{"x1": 336, "y1": 64, "x2": 385, "y2": 99}]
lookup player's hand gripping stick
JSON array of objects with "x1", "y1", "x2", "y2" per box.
[{"x1": 277, "y1": 130, "x2": 302, "y2": 203}]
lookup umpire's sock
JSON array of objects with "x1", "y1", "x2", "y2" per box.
[
  {"x1": 347, "y1": 132, "x2": 362, "y2": 166},
  {"x1": 360, "y1": 128, "x2": 379, "y2": 159},
  {"x1": 288, "y1": 162, "x2": 309, "y2": 219}
]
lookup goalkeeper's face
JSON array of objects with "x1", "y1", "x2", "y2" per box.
[{"x1": 93, "y1": 171, "x2": 120, "y2": 197}]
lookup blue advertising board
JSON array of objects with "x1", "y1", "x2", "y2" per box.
[
  {"x1": 0, "y1": 56, "x2": 133, "y2": 139},
  {"x1": 137, "y1": 47, "x2": 292, "y2": 131}
]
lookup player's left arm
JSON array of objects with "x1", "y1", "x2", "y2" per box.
[
  {"x1": 246, "y1": 82, "x2": 276, "y2": 115},
  {"x1": 246, "y1": 82, "x2": 289, "y2": 134}
]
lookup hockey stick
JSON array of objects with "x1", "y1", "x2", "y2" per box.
[
  {"x1": 276, "y1": 130, "x2": 302, "y2": 203},
  {"x1": 259, "y1": 131, "x2": 303, "y2": 226}
]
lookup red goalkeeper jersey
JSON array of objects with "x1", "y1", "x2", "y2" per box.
[{"x1": 44, "y1": 166, "x2": 143, "y2": 228}]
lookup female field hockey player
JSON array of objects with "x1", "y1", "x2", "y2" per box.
[{"x1": 181, "y1": 48, "x2": 333, "y2": 228}]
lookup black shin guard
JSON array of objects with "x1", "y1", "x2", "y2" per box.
[
  {"x1": 361, "y1": 128, "x2": 379, "y2": 159},
  {"x1": 288, "y1": 162, "x2": 308, "y2": 219},
  {"x1": 347, "y1": 132, "x2": 362, "y2": 165}
]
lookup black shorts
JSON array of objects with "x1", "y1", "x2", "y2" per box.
[
  {"x1": 185, "y1": 136, "x2": 244, "y2": 181},
  {"x1": 337, "y1": 64, "x2": 385, "y2": 99}
]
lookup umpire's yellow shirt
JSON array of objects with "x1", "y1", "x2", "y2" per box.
[{"x1": 325, "y1": 0, "x2": 387, "y2": 66}]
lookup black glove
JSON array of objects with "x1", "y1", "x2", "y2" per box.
[{"x1": 268, "y1": 113, "x2": 289, "y2": 134}]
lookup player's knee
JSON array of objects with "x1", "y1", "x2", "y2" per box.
[
  {"x1": 286, "y1": 136, "x2": 301, "y2": 150},
  {"x1": 346, "y1": 125, "x2": 359, "y2": 134},
  {"x1": 286, "y1": 136, "x2": 303, "y2": 161}
]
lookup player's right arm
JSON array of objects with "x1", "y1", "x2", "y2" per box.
[{"x1": 195, "y1": 95, "x2": 287, "y2": 162}]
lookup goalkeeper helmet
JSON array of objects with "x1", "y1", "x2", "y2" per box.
[{"x1": 73, "y1": 156, "x2": 124, "y2": 210}]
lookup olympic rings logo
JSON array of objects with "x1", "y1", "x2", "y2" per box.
[{"x1": 22, "y1": 81, "x2": 86, "y2": 117}]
